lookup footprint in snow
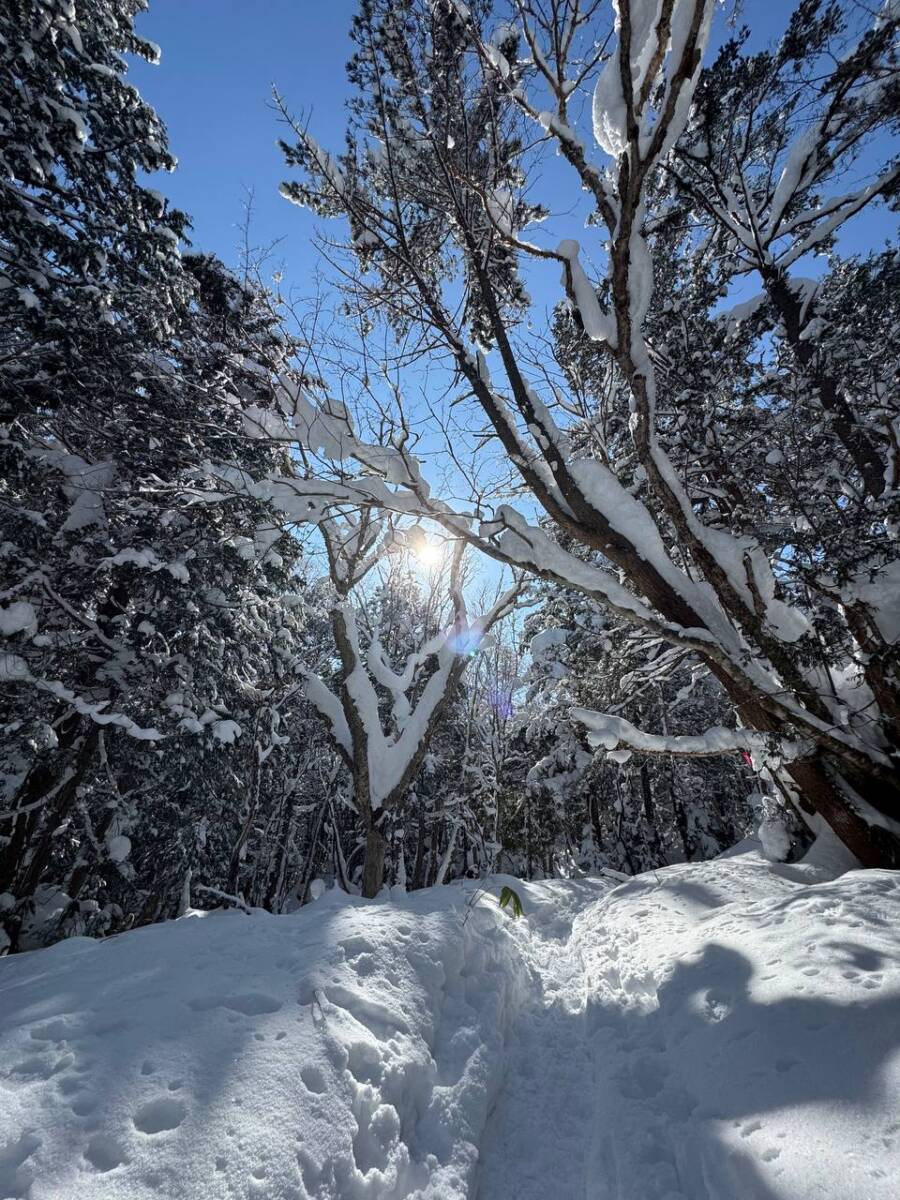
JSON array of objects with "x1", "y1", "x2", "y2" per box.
[
  {"x1": 29, "y1": 1019, "x2": 71, "y2": 1043},
  {"x1": 351, "y1": 953, "x2": 377, "y2": 977},
  {"x1": 340, "y1": 936, "x2": 375, "y2": 958},
  {"x1": 70, "y1": 1093, "x2": 98, "y2": 1117},
  {"x1": 300, "y1": 1065, "x2": 327, "y2": 1094},
  {"x1": 133, "y1": 1097, "x2": 186, "y2": 1135},
  {"x1": 0, "y1": 1131, "x2": 41, "y2": 1196},
  {"x1": 188, "y1": 993, "x2": 281, "y2": 1016},
  {"x1": 84, "y1": 1133, "x2": 128, "y2": 1173}
]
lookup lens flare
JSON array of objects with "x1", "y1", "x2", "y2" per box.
[{"x1": 448, "y1": 628, "x2": 482, "y2": 657}]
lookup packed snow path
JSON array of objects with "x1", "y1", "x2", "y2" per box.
[
  {"x1": 474, "y1": 880, "x2": 603, "y2": 1200},
  {"x1": 1, "y1": 845, "x2": 899, "y2": 1199}
]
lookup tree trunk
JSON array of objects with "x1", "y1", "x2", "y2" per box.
[
  {"x1": 0, "y1": 712, "x2": 87, "y2": 895},
  {"x1": 361, "y1": 824, "x2": 387, "y2": 899},
  {"x1": 411, "y1": 802, "x2": 427, "y2": 891},
  {"x1": 295, "y1": 798, "x2": 327, "y2": 907},
  {"x1": 588, "y1": 790, "x2": 604, "y2": 859},
  {"x1": 708, "y1": 663, "x2": 900, "y2": 868},
  {"x1": 525, "y1": 794, "x2": 533, "y2": 880},
  {"x1": 639, "y1": 765, "x2": 665, "y2": 867},
  {"x1": 670, "y1": 782, "x2": 692, "y2": 862},
  {"x1": 11, "y1": 724, "x2": 99, "y2": 902},
  {"x1": 788, "y1": 758, "x2": 900, "y2": 869}
]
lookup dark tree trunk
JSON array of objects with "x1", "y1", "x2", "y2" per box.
[
  {"x1": 361, "y1": 824, "x2": 387, "y2": 899},
  {"x1": 411, "y1": 802, "x2": 427, "y2": 891},
  {"x1": 0, "y1": 712, "x2": 87, "y2": 895},
  {"x1": 588, "y1": 791, "x2": 605, "y2": 857},
  {"x1": 294, "y1": 798, "x2": 327, "y2": 907},
  {"x1": 639, "y1": 765, "x2": 665, "y2": 866}
]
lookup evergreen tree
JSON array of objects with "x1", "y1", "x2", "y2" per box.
[{"x1": 0, "y1": 3, "x2": 310, "y2": 948}]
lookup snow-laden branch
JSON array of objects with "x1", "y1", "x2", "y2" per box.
[
  {"x1": 571, "y1": 707, "x2": 808, "y2": 766},
  {"x1": 305, "y1": 576, "x2": 521, "y2": 814},
  {"x1": 300, "y1": 669, "x2": 352, "y2": 758},
  {"x1": 592, "y1": 0, "x2": 715, "y2": 167},
  {"x1": 1, "y1": 655, "x2": 163, "y2": 741}
]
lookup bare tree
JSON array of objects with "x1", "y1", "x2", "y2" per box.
[
  {"x1": 296, "y1": 508, "x2": 520, "y2": 894},
  {"x1": 267, "y1": 0, "x2": 899, "y2": 865}
]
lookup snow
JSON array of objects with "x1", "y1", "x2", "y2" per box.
[
  {"x1": 482, "y1": 44, "x2": 511, "y2": 82},
  {"x1": 105, "y1": 835, "x2": 132, "y2": 865},
  {"x1": 572, "y1": 707, "x2": 808, "y2": 765},
  {"x1": 4, "y1": 668, "x2": 163, "y2": 741},
  {"x1": 529, "y1": 626, "x2": 568, "y2": 661},
  {"x1": 842, "y1": 560, "x2": 900, "y2": 645},
  {"x1": 0, "y1": 602, "x2": 37, "y2": 638},
  {"x1": 302, "y1": 671, "x2": 352, "y2": 755},
  {"x1": 557, "y1": 240, "x2": 617, "y2": 345},
  {"x1": 759, "y1": 815, "x2": 793, "y2": 863},
  {"x1": 486, "y1": 505, "x2": 671, "y2": 631},
  {"x1": 0, "y1": 652, "x2": 29, "y2": 682},
  {"x1": 0, "y1": 882, "x2": 532, "y2": 1200},
  {"x1": 717, "y1": 292, "x2": 766, "y2": 327},
  {"x1": 537, "y1": 110, "x2": 587, "y2": 153},
  {"x1": 101, "y1": 548, "x2": 191, "y2": 582},
  {"x1": 591, "y1": 1, "x2": 715, "y2": 165},
  {"x1": 1, "y1": 848, "x2": 898, "y2": 1199},
  {"x1": 591, "y1": 1, "x2": 630, "y2": 160},
  {"x1": 210, "y1": 719, "x2": 242, "y2": 745},
  {"x1": 33, "y1": 452, "x2": 115, "y2": 532},
  {"x1": 300, "y1": 134, "x2": 346, "y2": 197},
  {"x1": 485, "y1": 185, "x2": 514, "y2": 234},
  {"x1": 766, "y1": 125, "x2": 822, "y2": 239}
]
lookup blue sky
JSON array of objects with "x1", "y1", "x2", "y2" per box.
[
  {"x1": 128, "y1": 1, "x2": 896, "y2": 593},
  {"x1": 130, "y1": 1, "x2": 359, "y2": 279},
  {"x1": 131, "y1": 2, "x2": 896, "y2": 295}
]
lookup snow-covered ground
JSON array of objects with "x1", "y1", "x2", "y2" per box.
[{"x1": 1, "y1": 845, "x2": 898, "y2": 1199}]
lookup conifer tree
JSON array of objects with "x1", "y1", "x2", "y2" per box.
[{"x1": 0, "y1": 3, "x2": 309, "y2": 948}]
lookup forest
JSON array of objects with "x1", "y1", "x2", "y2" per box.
[{"x1": 1, "y1": 2, "x2": 898, "y2": 1198}]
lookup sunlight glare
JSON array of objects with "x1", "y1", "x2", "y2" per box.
[{"x1": 416, "y1": 539, "x2": 444, "y2": 568}]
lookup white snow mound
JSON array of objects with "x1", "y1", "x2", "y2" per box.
[{"x1": 0, "y1": 852, "x2": 898, "y2": 1200}]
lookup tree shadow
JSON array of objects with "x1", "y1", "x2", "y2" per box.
[{"x1": 584, "y1": 940, "x2": 900, "y2": 1198}]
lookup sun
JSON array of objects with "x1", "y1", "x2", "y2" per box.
[{"x1": 416, "y1": 540, "x2": 444, "y2": 568}]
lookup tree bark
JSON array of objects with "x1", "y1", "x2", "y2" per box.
[{"x1": 361, "y1": 823, "x2": 388, "y2": 899}]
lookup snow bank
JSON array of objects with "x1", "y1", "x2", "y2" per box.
[
  {"x1": 572, "y1": 851, "x2": 900, "y2": 1200},
  {"x1": 0, "y1": 879, "x2": 546, "y2": 1200},
  {"x1": 1, "y1": 854, "x2": 898, "y2": 1199}
]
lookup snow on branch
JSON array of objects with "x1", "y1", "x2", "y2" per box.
[
  {"x1": 571, "y1": 707, "x2": 808, "y2": 766},
  {"x1": 479, "y1": 505, "x2": 722, "y2": 648},
  {"x1": 249, "y1": 376, "x2": 426, "y2": 492},
  {"x1": 1, "y1": 658, "x2": 163, "y2": 741},
  {"x1": 591, "y1": 0, "x2": 715, "y2": 167},
  {"x1": 300, "y1": 669, "x2": 352, "y2": 758},
  {"x1": 319, "y1": 510, "x2": 387, "y2": 593},
  {"x1": 302, "y1": 531, "x2": 522, "y2": 815},
  {"x1": 556, "y1": 241, "x2": 616, "y2": 346}
]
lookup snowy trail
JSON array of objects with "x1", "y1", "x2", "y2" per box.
[
  {"x1": 572, "y1": 852, "x2": 900, "y2": 1200},
  {"x1": 1, "y1": 848, "x2": 899, "y2": 1199},
  {"x1": 474, "y1": 882, "x2": 602, "y2": 1200}
]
